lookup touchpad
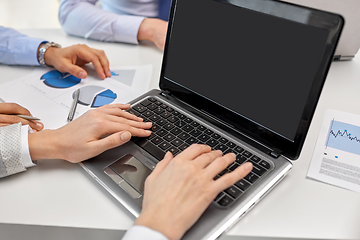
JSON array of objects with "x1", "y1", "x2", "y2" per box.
[{"x1": 104, "y1": 154, "x2": 152, "y2": 198}]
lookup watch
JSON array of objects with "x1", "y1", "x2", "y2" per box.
[{"x1": 37, "y1": 41, "x2": 62, "y2": 67}]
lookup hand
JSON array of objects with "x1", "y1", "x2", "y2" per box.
[
  {"x1": 0, "y1": 103, "x2": 44, "y2": 131},
  {"x1": 135, "y1": 144, "x2": 253, "y2": 240},
  {"x1": 28, "y1": 104, "x2": 152, "y2": 162},
  {"x1": 43, "y1": 44, "x2": 112, "y2": 80},
  {"x1": 138, "y1": 18, "x2": 168, "y2": 50}
]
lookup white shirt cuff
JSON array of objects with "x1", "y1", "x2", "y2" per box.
[
  {"x1": 21, "y1": 125, "x2": 36, "y2": 168},
  {"x1": 122, "y1": 225, "x2": 169, "y2": 240}
]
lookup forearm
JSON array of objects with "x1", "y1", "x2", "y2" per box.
[
  {"x1": 0, "y1": 26, "x2": 46, "y2": 65},
  {"x1": 59, "y1": 0, "x2": 144, "y2": 44}
]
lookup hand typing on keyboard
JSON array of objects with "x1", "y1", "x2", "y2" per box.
[
  {"x1": 135, "y1": 144, "x2": 253, "y2": 240},
  {"x1": 28, "y1": 104, "x2": 152, "y2": 163}
]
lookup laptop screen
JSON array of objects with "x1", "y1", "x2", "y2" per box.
[{"x1": 160, "y1": 0, "x2": 343, "y2": 159}]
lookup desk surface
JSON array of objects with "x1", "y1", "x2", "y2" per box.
[{"x1": 0, "y1": 29, "x2": 360, "y2": 240}]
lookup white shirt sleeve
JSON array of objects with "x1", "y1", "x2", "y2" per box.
[
  {"x1": 122, "y1": 225, "x2": 169, "y2": 240},
  {"x1": 21, "y1": 125, "x2": 36, "y2": 168},
  {"x1": 59, "y1": 0, "x2": 145, "y2": 44}
]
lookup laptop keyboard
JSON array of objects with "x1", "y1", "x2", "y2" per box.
[{"x1": 128, "y1": 97, "x2": 272, "y2": 207}]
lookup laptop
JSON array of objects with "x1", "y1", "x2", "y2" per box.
[
  {"x1": 80, "y1": 0, "x2": 343, "y2": 239},
  {"x1": 284, "y1": 0, "x2": 360, "y2": 60}
]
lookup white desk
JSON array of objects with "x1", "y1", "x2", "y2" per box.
[{"x1": 0, "y1": 29, "x2": 360, "y2": 240}]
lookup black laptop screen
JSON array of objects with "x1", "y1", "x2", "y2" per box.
[{"x1": 162, "y1": 0, "x2": 330, "y2": 141}]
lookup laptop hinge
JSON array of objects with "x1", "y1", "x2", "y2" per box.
[
  {"x1": 270, "y1": 148, "x2": 282, "y2": 158},
  {"x1": 160, "y1": 90, "x2": 171, "y2": 97}
]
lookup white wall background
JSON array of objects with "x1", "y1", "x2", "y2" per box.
[{"x1": 0, "y1": 0, "x2": 61, "y2": 28}]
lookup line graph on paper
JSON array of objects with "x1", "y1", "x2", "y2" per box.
[{"x1": 325, "y1": 119, "x2": 360, "y2": 156}]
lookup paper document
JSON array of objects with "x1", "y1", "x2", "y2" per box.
[
  {"x1": 0, "y1": 65, "x2": 152, "y2": 129},
  {"x1": 307, "y1": 109, "x2": 360, "y2": 193}
]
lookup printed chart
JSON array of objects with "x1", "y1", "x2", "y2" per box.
[
  {"x1": 41, "y1": 70, "x2": 81, "y2": 88},
  {"x1": 73, "y1": 86, "x2": 117, "y2": 108},
  {"x1": 325, "y1": 120, "x2": 360, "y2": 156}
]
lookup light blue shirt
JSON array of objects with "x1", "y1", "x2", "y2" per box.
[
  {"x1": 59, "y1": 0, "x2": 158, "y2": 44},
  {"x1": 0, "y1": 26, "x2": 45, "y2": 66}
]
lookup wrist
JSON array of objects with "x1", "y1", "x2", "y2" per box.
[
  {"x1": 138, "y1": 18, "x2": 155, "y2": 42},
  {"x1": 37, "y1": 42, "x2": 62, "y2": 67},
  {"x1": 135, "y1": 213, "x2": 183, "y2": 240},
  {"x1": 28, "y1": 129, "x2": 62, "y2": 160}
]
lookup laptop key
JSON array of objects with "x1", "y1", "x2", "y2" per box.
[
  {"x1": 179, "y1": 143, "x2": 190, "y2": 151},
  {"x1": 155, "y1": 100, "x2": 162, "y2": 105},
  {"x1": 184, "y1": 117, "x2": 193, "y2": 123},
  {"x1": 178, "y1": 114, "x2": 186, "y2": 120},
  {"x1": 244, "y1": 172, "x2": 259, "y2": 183},
  {"x1": 259, "y1": 160, "x2": 271, "y2": 169},
  {"x1": 242, "y1": 150, "x2": 253, "y2": 158},
  {"x1": 151, "y1": 136, "x2": 164, "y2": 145},
  {"x1": 163, "y1": 123, "x2": 175, "y2": 131},
  {"x1": 191, "y1": 121, "x2": 200, "y2": 128},
  {"x1": 219, "y1": 137, "x2": 228, "y2": 144},
  {"x1": 160, "y1": 103, "x2": 168, "y2": 109},
  {"x1": 142, "y1": 142, "x2": 166, "y2": 160},
  {"x1": 236, "y1": 155, "x2": 247, "y2": 164},
  {"x1": 172, "y1": 110, "x2": 180, "y2": 116},
  {"x1": 156, "y1": 129, "x2": 167, "y2": 137},
  {"x1": 250, "y1": 155, "x2": 261, "y2": 163},
  {"x1": 229, "y1": 163, "x2": 239, "y2": 171},
  {"x1": 147, "y1": 103, "x2": 158, "y2": 110},
  {"x1": 189, "y1": 129, "x2": 201, "y2": 137},
  {"x1": 159, "y1": 142, "x2": 171, "y2": 151},
  {"x1": 198, "y1": 134, "x2": 210, "y2": 142},
  {"x1": 234, "y1": 146, "x2": 244, "y2": 153},
  {"x1": 214, "y1": 144, "x2": 228, "y2": 152},
  {"x1": 170, "y1": 127, "x2": 182, "y2": 135},
  {"x1": 154, "y1": 107, "x2": 165, "y2": 115},
  {"x1": 204, "y1": 129, "x2": 214, "y2": 135},
  {"x1": 140, "y1": 99, "x2": 152, "y2": 106},
  {"x1": 218, "y1": 195, "x2": 233, "y2": 207},
  {"x1": 182, "y1": 125, "x2": 194, "y2": 132},
  {"x1": 249, "y1": 161, "x2": 267, "y2": 176},
  {"x1": 171, "y1": 138, "x2": 183, "y2": 147},
  {"x1": 156, "y1": 119, "x2": 167, "y2": 126},
  {"x1": 211, "y1": 133, "x2": 221, "y2": 139},
  {"x1": 143, "y1": 110, "x2": 153, "y2": 117},
  {"x1": 161, "y1": 111, "x2": 171, "y2": 119},
  {"x1": 235, "y1": 179, "x2": 251, "y2": 191},
  {"x1": 128, "y1": 109, "x2": 141, "y2": 117},
  {"x1": 225, "y1": 186, "x2": 243, "y2": 199},
  {"x1": 147, "y1": 97, "x2": 157, "y2": 102},
  {"x1": 168, "y1": 147, "x2": 179, "y2": 155},
  {"x1": 178, "y1": 132, "x2": 190, "y2": 140},
  {"x1": 166, "y1": 106, "x2": 174, "y2": 112},
  {"x1": 164, "y1": 133, "x2": 176, "y2": 142},
  {"x1": 174, "y1": 120, "x2": 186, "y2": 128},
  {"x1": 185, "y1": 137, "x2": 198, "y2": 145},
  {"x1": 197, "y1": 125, "x2": 206, "y2": 131},
  {"x1": 226, "y1": 141, "x2": 236, "y2": 148},
  {"x1": 214, "y1": 192, "x2": 223, "y2": 201},
  {"x1": 133, "y1": 104, "x2": 147, "y2": 113},
  {"x1": 206, "y1": 139, "x2": 218, "y2": 147},
  {"x1": 167, "y1": 116, "x2": 178, "y2": 123}
]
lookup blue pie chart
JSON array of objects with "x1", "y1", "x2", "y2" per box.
[
  {"x1": 73, "y1": 85, "x2": 117, "y2": 108},
  {"x1": 41, "y1": 70, "x2": 81, "y2": 88}
]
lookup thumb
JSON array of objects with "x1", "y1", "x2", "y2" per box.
[
  {"x1": 89, "y1": 131, "x2": 132, "y2": 156},
  {"x1": 151, "y1": 151, "x2": 173, "y2": 177}
]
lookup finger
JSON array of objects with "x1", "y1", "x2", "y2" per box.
[
  {"x1": 76, "y1": 47, "x2": 106, "y2": 79},
  {"x1": 88, "y1": 131, "x2": 132, "y2": 157},
  {"x1": 103, "y1": 121, "x2": 152, "y2": 137},
  {"x1": 106, "y1": 115, "x2": 152, "y2": 129},
  {"x1": 99, "y1": 106, "x2": 144, "y2": 122},
  {"x1": 0, "y1": 103, "x2": 32, "y2": 115},
  {"x1": 91, "y1": 49, "x2": 111, "y2": 78},
  {"x1": 151, "y1": 151, "x2": 173, "y2": 177},
  {"x1": 213, "y1": 162, "x2": 253, "y2": 193},
  {"x1": 174, "y1": 144, "x2": 212, "y2": 161},
  {"x1": 193, "y1": 150, "x2": 222, "y2": 169},
  {"x1": 0, "y1": 115, "x2": 44, "y2": 131},
  {"x1": 205, "y1": 152, "x2": 236, "y2": 178},
  {"x1": 59, "y1": 62, "x2": 88, "y2": 79},
  {"x1": 101, "y1": 103, "x2": 131, "y2": 110}
]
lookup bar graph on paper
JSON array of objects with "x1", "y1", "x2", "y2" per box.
[{"x1": 325, "y1": 119, "x2": 360, "y2": 156}]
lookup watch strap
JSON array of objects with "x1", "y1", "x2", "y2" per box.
[{"x1": 38, "y1": 42, "x2": 62, "y2": 67}]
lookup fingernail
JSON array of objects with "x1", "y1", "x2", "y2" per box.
[
  {"x1": 79, "y1": 71, "x2": 86, "y2": 79},
  {"x1": 164, "y1": 151, "x2": 171, "y2": 158},
  {"x1": 244, "y1": 162, "x2": 253, "y2": 171},
  {"x1": 120, "y1": 132, "x2": 131, "y2": 141},
  {"x1": 36, "y1": 122, "x2": 43, "y2": 129},
  {"x1": 101, "y1": 73, "x2": 106, "y2": 79},
  {"x1": 230, "y1": 153, "x2": 236, "y2": 158},
  {"x1": 145, "y1": 122, "x2": 152, "y2": 126},
  {"x1": 145, "y1": 130, "x2": 152, "y2": 134},
  {"x1": 107, "y1": 71, "x2": 112, "y2": 77}
]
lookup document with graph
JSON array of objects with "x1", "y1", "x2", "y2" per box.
[
  {"x1": 0, "y1": 65, "x2": 152, "y2": 130},
  {"x1": 308, "y1": 109, "x2": 360, "y2": 193}
]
